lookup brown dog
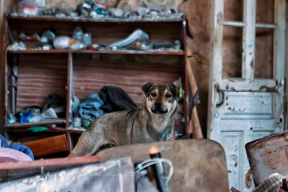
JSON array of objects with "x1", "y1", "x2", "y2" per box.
[{"x1": 68, "y1": 82, "x2": 183, "y2": 157}]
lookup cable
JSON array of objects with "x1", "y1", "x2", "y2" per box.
[{"x1": 135, "y1": 158, "x2": 174, "y2": 183}]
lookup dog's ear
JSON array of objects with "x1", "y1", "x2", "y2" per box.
[
  {"x1": 170, "y1": 84, "x2": 184, "y2": 101},
  {"x1": 142, "y1": 82, "x2": 154, "y2": 96}
]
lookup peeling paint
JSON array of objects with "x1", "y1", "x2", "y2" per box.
[
  {"x1": 250, "y1": 60, "x2": 254, "y2": 69},
  {"x1": 259, "y1": 86, "x2": 276, "y2": 92},
  {"x1": 217, "y1": 12, "x2": 223, "y2": 24}
]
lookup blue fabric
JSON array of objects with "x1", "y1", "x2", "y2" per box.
[
  {"x1": 0, "y1": 134, "x2": 8, "y2": 147},
  {"x1": 79, "y1": 93, "x2": 104, "y2": 122},
  {"x1": 0, "y1": 134, "x2": 34, "y2": 160},
  {"x1": 10, "y1": 144, "x2": 34, "y2": 160},
  {"x1": 20, "y1": 112, "x2": 34, "y2": 123}
]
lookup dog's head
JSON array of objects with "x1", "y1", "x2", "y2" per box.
[{"x1": 142, "y1": 82, "x2": 182, "y2": 114}]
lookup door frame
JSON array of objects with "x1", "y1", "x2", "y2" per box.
[{"x1": 0, "y1": 0, "x2": 6, "y2": 134}]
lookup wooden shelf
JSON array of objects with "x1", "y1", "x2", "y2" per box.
[
  {"x1": 8, "y1": 49, "x2": 184, "y2": 55},
  {"x1": 67, "y1": 129, "x2": 85, "y2": 134},
  {"x1": 5, "y1": 118, "x2": 66, "y2": 129},
  {"x1": 3, "y1": 13, "x2": 189, "y2": 155},
  {"x1": 6, "y1": 15, "x2": 184, "y2": 23},
  {"x1": 6, "y1": 127, "x2": 85, "y2": 134}
]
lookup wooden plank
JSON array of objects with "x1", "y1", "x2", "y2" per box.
[
  {"x1": 22, "y1": 134, "x2": 69, "y2": 157},
  {"x1": 274, "y1": 0, "x2": 286, "y2": 80},
  {"x1": 274, "y1": 0, "x2": 286, "y2": 131},
  {"x1": 6, "y1": 127, "x2": 68, "y2": 132},
  {"x1": 5, "y1": 118, "x2": 66, "y2": 128},
  {"x1": 2, "y1": 14, "x2": 7, "y2": 133},
  {"x1": 242, "y1": 0, "x2": 256, "y2": 80},
  {"x1": 255, "y1": 23, "x2": 277, "y2": 29},
  {"x1": 8, "y1": 49, "x2": 184, "y2": 55},
  {"x1": 0, "y1": 155, "x2": 100, "y2": 170},
  {"x1": 66, "y1": 53, "x2": 73, "y2": 152},
  {"x1": 5, "y1": 127, "x2": 84, "y2": 133},
  {"x1": 187, "y1": 60, "x2": 203, "y2": 139},
  {"x1": 66, "y1": 53, "x2": 72, "y2": 129},
  {"x1": 182, "y1": 19, "x2": 190, "y2": 137},
  {"x1": 16, "y1": 54, "x2": 67, "y2": 112},
  {"x1": 207, "y1": 0, "x2": 224, "y2": 140},
  {"x1": 0, "y1": 155, "x2": 100, "y2": 182},
  {"x1": 6, "y1": 15, "x2": 183, "y2": 23},
  {"x1": 285, "y1": 1, "x2": 288, "y2": 132},
  {"x1": 1, "y1": 6, "x2": 6, "y2": 134},
  {"x1": 73, "y1": 59, "x2": 182, "y2": 107}
]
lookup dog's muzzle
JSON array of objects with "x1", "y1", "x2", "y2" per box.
[{"x1": 152, "y1": 101, "x2": 168, "y2": 114}]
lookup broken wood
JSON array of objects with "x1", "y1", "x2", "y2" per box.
[{"x1": 187, "y1": 60, "x2": 203, "y2": 139}]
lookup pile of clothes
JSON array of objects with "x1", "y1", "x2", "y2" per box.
[
  {"x1": 71, "y1": 86, "x2": 139, "y2": 129},
  {"x1": 0, "y1": 133, "x2": 34, "y2": 160}
]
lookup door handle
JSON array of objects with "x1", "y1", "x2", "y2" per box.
[{"x1": 215, "y1": 83, "x2": 224, "y2": 107}]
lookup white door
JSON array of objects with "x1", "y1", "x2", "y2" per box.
[{"x1": 208, "y1": 0, "x2": 286, "y2": 191}]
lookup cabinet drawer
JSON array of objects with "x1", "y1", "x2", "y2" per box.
[{"x1": 23, "y1": 134, "x2": 68, "y2": 157}]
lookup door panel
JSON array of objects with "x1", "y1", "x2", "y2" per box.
[
  {"x1": 221, "y1": 132, "x2": 243, "y2": 190},
  {"x1": 208, "y1": 0, "x2": 286, "y2": 191},
  {"x1": 222, "y1": 92, "x2": 273, "y2": 119}
]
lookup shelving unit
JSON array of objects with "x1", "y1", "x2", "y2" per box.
[
  {"x1": 8, "y1": 50, "x2": 184, "y2": 55},
  {"x1": 2, "y1": 14, "x2": 189, "y2": 157}
]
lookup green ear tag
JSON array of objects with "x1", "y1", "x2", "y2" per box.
[{"x1": 179, "y1": 88, "x2": 183, "y2": 98}]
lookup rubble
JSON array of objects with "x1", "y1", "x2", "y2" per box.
[
  {"x1": 10, "y1": 2, "x2": 183, "y2": 21},
  {"x1": 108, "y1": 8, "x2": 125, "y2": 18}
]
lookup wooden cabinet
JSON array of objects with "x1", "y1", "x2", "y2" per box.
[{"x1": 2, "y1": 14, "x2": 189, "y2": 157}]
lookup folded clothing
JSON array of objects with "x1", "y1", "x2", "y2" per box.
[
  {"x1": 79, "y1": 93, "x2": 104, "y2": 122},
  {"x1": 0, "y1": 134, "x2": 34, "y2": 160}
]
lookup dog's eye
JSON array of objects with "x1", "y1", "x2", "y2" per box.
[
  {"x1": 166, "y1": 94, "x2": 172, "y2": 98},
  {"x1": 151, "y1": 93, "x2": 156, "y2": 97}
]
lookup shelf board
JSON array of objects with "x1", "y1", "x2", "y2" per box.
[
  {"x1": 5, "y1": 119, "x2": 66, "y2": 129},
  {"x1": 5, "y1": 127, "x2": 85, "y2": 134},
  {"x1": 67, "y1": 129, "x2": 85, "y2": 134},
  {"x1": 8, "y1": 49, "x2": 184, "y2": 55},
  {"x1": 6, "y1": 15, "x2": 184, "y2": 23}
]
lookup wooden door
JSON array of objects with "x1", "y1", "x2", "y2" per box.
[{"x1": 208, "y1": 0, "x2": 286, "y2": 191}]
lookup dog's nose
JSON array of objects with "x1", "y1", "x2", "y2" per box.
[{"x1": 155, "y1": 101, "x2": 162, "y2": 107}]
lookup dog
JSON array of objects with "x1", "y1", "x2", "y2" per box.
[{"x1": 68, "y1": 82, "x2": 183, "y2": 157}]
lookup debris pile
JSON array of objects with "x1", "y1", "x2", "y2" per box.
[
  {"x1": 9, "y1": 27, "x2": 181, "y2": 52},
  {"x1": 10, "y1": 1, "x2": 183, "y2": 21}
]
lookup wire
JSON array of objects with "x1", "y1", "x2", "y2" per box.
[{"x1": 135, "y1": 158, "x2": 174, "y2": 183}]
